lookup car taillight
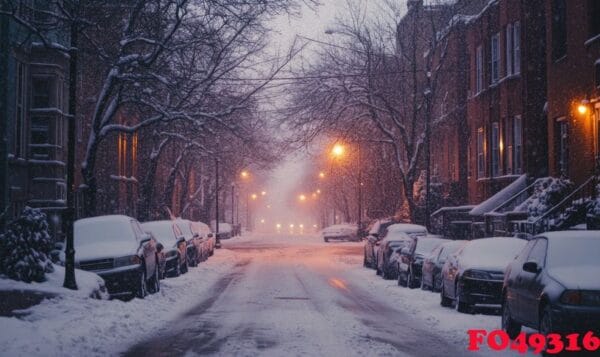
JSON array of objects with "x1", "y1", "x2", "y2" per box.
[{"x1": 560, "y1": 290, "x2": 582, "y2": 305}]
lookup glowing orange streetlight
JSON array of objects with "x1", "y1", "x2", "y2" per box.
[
  {"x1": 319, "y1": 171, "x2": 326, "y2": 179},
  {"x1": 316, "y1": 189, "x2": 321, "y2": 194},
  {"x1": 331, "y1": 143, "x2": 345, "y2": 157},
  {"x1": 240, "y1": 170, "x2": 249, "y2": 179},
  {"x1": 577, "y1": 103, "x2": 589, "y2": 115},
  {"x1": 299, "y1": 194, "x2": 307, "y2": 202},
  {"x1": 251, "y1": 193, "x2": 258, "y2": 200},
  {"x1": 261, "y1": 191, "x2": 267, "y2": 196}
]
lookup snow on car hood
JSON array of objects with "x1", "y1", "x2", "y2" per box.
[
  {"x1": 75, "y1": 241, "x2": 137, "y2": 261},
  {"x1": 548, "y1": 266, "x2": 600, "y2": 290},
  {"x1": 458, "y1": 238, "x2": 526, "y2": 272}
]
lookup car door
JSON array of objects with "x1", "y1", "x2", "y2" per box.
[
  {"x1": 425, "y1": 245, "x2": 443, "y2": 287},
  {"x1": 131, "y1": 220, "x2": 155, "y2": 277},
  {"x1": 517, "y1": 238, "x2": 548, "y2": 326},
  {"x1": 445, "y1": 252, "x2": 460, "y2": 298},
  {"x1": 506, "y1": 239, "x2": 535, "y2": 321}
]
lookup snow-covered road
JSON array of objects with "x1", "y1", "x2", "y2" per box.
[
  {"x1": 1, "y1": 233, "x2": 532, "y2": 356},
  {"x1": 124, "y1": 234, "x2": 503, "y2": 356}
]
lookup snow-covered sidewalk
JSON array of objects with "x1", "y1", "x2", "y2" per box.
[{"x1": 0, "y1": 249, "x2": 241, "y2": 357}]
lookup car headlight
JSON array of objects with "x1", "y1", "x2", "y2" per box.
[
  {"x1": 561, "y1": 290, "x2": 600, "y2": 306},
  {"x1": 463, "y1": 269, "x2": 491, "y2": 280},
  {"x1": 114, "y1": 255, "x2": 141, "y2": 268}
]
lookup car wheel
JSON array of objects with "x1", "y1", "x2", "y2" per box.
[
  {"x1": 363, "y1": 252, "x2": 368, "y2": 268},
  {"x1": 135, "y1": 268, "x2": 147, "y2": 299},
  {"x1": 433, "y1": 275, "x2": 442, "y2": 292},
  {"x1": 181, "y1": 259, "x2": 188, "y2": 274},
  {"x1": 420, "y1": 277, "x2": 428, "y2": 291},
  {"x1": 456, "y1": 283, "x2": 472, "y2": 314},
  {"x1": 502, "y1": 296, "x2": 521, "y2": 339},
  {"x1": 382, "y1": 266, "x2": 388, "y2": 279},
  {"x1": 324, "y1": 237, "x2": 329, "y2": 242},
  {"x1": 148, "y1": 259, "x2": 160, "y2": 294},
  {"x1": 440, "y1": 282, "x2": 453, "y2": 307},
  {"x1": 407, "y1": 268, "x2": 418, "y2": 289}
]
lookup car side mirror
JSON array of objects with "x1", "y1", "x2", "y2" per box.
[
  {"x1": 400, "y1": 247, "x2": 410, "y2": 255},
  {"x1": 523, "y1": 261, "x2": 540, "y2": 274},
  {"x1": 193, "y1": 233, "x2": 200, "y2": 239},
  {"x1": 156, "y1": 243, "x2": 164, "y2": 253},
  {"x1": 375, "y1": 241, "x2": 381, "y2": 246},
  {"x1": 208, "y1": 233, "x2": 213, "y2": 238},
  {"x1": 177, "y1": 237, "x2": 185, "y2": 245},
  {"x1": 140, "y1": 235, "x2": 151, "y2": 245}
]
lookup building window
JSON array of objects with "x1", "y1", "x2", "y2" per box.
[
  {"x1": 13, "y1": 62, "x2": 26, "y2": 158},
  {"x1": 491, "y1": 122, "x2": 500, "y2": 177},
  {"x1": 118, "y1": 133, "x2": 128, "y2": 177},
  {"x1": 32, "y1": 76, "x2": 56, "y2": 108},
  {"x1": 30, "y1": 116, "x2": 51, "y2": 159},
  {"x1": 556, "y1": 119, "x2": 569, "y2": 176},
  {"x1": 506, "y1": 24, "x2": 513, "y2": 76},
  {"x1": 589, "y1": 0, "x2": 600, "y2": 39},
  {"x1": 552, "y1": 0, "x2": 567, "y2": 60},
  {"x1": 513, "y1": 22, "x2": 521, "y2": 75},
  {"x1": 476, "y1": 45, "x2": 483, "y2": 93},
  {"x1": 513, "y1": 116, "x2": 523, "y2": 174},
  {"x1": 477, "y1": 127, "x2": 485, "y2": 178},
  {"x1": 491, "y1": 33, "x2": 500, "y2": 84}
]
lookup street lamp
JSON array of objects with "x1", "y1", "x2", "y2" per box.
[
  {"x1": 299, "y1": 194, "x2": 307, "y2": 202},
  {"x1": 332, "y1": 143, "x2": 345, "y2": 158},
  {"x1": 241, "y1": 170, "x2": 249, "y2": 179},
  {"x1": 319, "y1": 171, "x2": 325, "y2": 179}
]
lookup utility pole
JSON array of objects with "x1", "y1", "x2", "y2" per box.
[
  {"x1": 63, "y1": 14, "x2": 79, "y2": 290},
  {"x1": 357, "y1": 142, "x2": 363, "y2": 228}
]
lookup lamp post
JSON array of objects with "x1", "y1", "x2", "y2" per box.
[{"x1": 215, "y1": 158, "x2": 220, "y2": 248}]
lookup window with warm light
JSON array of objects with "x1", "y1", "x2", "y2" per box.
[{"x1": 491, "y1": 122, "x2": 500, "y2": 177}]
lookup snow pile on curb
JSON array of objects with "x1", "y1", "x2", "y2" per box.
[{"x1": 0, "y1": 249, "x2": 240, "y2": 357}]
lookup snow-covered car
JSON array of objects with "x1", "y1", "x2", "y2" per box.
[
  {"x1": 397, "y1": 236, "x2": 450, "y2": 289},
  {"x1": 214, "y1": 222, "x2": 233, "y2": 241},
  {"x1": 174, "y1": 219, "x2": 202, "y2": 267},
  {"x1": 421, "y1": 240, "x2": 467, "y2": 292},
  {"x1": 190, "y1": 221, "x2": 216, "y2": 261},
  {"x1": 376, "y1": 231, "x2": 412, "y2": 280},
  {"x1": 141, "y1": 220, "x2": 187, "y2": 278},
  {"x1": 363, "y1": 219, "x2": 396, "y2": 269},
  {"x1": 72, "y1": 215, "x2": 160, "y2": 298},
  {"x1": 386, "y1": 223, "x2": 428, "y2": 237},
  {"x1": 502, "y1": 231, "x2": 600, "y2": 338},
  {"x1": 322, "y1": 223, "x2": 359, "y2": 242},
  {"x1": 440, "y1": 237, "x2": 527, "y2": 313}
]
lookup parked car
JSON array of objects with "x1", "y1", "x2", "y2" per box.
[
  {"x1": 215, "y1": 222, "x2": 233, "y2": 241},
  {"x1": 376, "y1": 231, "x2": 412, "y2": 280},
  {"x1": 421, "y1": 240, "x2": 467, "y2": 292},
  {"x1": 72, "y1": 215, "x2": 160, "y2": 298},
  {"x1": 502, "y1": 231, "x2": 600, "y2": 339},
  {"x1": 363, "y1": 219, "x2": 396, "y2": 269},
  {"x1": 440, "y1": 237, "x2": 526, "y2": 313},
  {"x1": 397, "y1": 236, "x2": 449, "y2": 288},
  {"x1": 175, "y1": 219, "x2": 202, "y2": 267},
  {"x1": 141, "y1": 220, "x2": 187, "y2": 278},
  {"x1": 190, "y1": 221, "x2": 215, "y2": 260},
  {"x1": 322, "y1": 224, "x2": 359, "y2": 242}
]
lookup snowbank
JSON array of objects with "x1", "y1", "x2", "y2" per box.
[{"x1": 0, "y1": 250, "x2": 240, "y2": 357}]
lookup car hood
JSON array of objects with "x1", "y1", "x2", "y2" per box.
[
  {"x1": 548, "y1": 266, "x2": 600, "y2": 290},
  {"x1": 460, "y1": 260, "x2": 509, "y2": 273},
  {"x1": 75, "y1": 241, "x2": 137, "y2": 261}
]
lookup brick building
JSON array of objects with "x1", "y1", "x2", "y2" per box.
[
  {"x1": 545, "y1": 0, "x2": 600, "y2": 186},
  {"x1": 1, "y1": 2, "x2": 70, "y2": 236},
  {"x1": 464, "y1": 0, "x2": 548, "y2": 204}
]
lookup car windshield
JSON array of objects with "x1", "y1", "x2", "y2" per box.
[
  {"x1": 547, "y1": 236, "x2": 600, "y2": 267},
  {"x1": 389, "y1": 240, "x2": 410, "y2": 249},
  {"x1": 74, "y1": 220, "x2": 135, "y2": 248},
  {"x1": 438, "y1": 241, "x2": 466, "y2": 262},
  {"x1": 415, "y1": 238, "x2": 446, "y2": 255},
  {"x1": 141, "y1": 222, "x2": 178, "y2": 242}
]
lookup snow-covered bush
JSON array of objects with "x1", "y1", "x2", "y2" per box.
[
  {"x1": 517, "y1": 177, "x2": 574, "y2": 218},
  {"x1": 0, "y1": 207, "x2": 54, "y2": 283}
]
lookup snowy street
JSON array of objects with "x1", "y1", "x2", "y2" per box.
[{"x1": 122, "y1": 233, "x2": 515, "y2": 357}]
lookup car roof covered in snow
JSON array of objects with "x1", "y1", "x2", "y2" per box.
[
  {"x1": 387, "y1": 223, "x2": 427, "y2": 234},
  {"x1": 75, "y1": 214, "x2": 135, "y2": 226}
]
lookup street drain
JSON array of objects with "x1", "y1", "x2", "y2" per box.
[{"x1": 274, "y1": 297, "x2": 310, "y2": 300}]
